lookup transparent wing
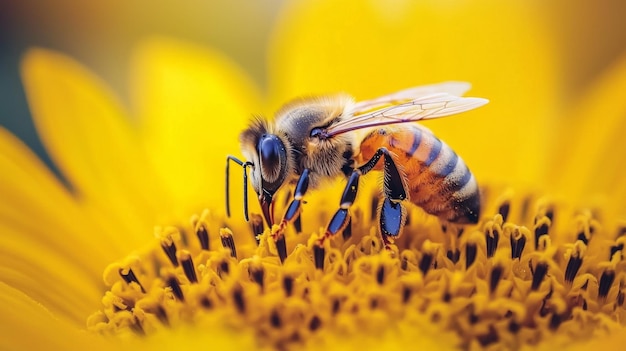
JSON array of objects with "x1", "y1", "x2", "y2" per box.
[
  {"x1": 348, "y1": 81, "x2": 472, "y2": 114},
  {"x1": 327, "y1": 86, "x2": 488, "y2": 137}
]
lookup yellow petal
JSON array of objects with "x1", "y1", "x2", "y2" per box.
[
  {"x1": 130, "y1": 38, "x2": 262, "y2": 216},
  {"x1": 0, "y1": 127, "x2": 116, "y2": 322},
  {"x1": 0, "y1": 282, "x2": 109, "y2": 351},
  {"x1": 269, "y1": 0, "x2": 559, "y2": 188},
  {"x1": 21, "y1": 48, "x2": 168, "y2": 249},
  {"x1": 549, "y1": 52, "x2": 626, "y2": 212}
]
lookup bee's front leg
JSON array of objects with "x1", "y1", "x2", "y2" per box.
[{"x1": 272, "y1": 168, "x2": 311, "y2": 263}]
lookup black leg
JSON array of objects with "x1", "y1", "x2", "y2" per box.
[
  {"x1": 316, "y1": 148, "x2": 408, "y2": 269},
  {"x1": 226, "y1": 156, "x2": 252, "y2": 221},
  {"x1": 271, "y1": 168, "x2": 311, "y2": 262}
]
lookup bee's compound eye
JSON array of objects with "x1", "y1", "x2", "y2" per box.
[
  {"x1": 258, "y1": 134, "x2": 286, "y2": 184},
  {"x1": 259, "y1": 135, "x2": 282, "y2": 168}
]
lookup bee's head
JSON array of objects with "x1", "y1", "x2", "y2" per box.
[{"x1": 239, "y1": 119, "x2": 290, "y2": 226}]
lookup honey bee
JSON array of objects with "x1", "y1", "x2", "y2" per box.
[{"x1": 226, "y1": 82, "x2": 487, "y2": 262}]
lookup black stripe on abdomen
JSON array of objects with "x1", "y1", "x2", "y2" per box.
[
  {"x1": 424, "y1": 137, "x2": 442, "y2": 166},
  {"x1": 405, "y1": 127, "x2": 422, "y2": 158}
]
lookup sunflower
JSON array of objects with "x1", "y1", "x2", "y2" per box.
[{"x1": 2, "y1": 1, "x2": 626, "y2": 351}]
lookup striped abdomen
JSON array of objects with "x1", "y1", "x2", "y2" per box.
[{"x1": 357, "y1": 125, "x2": 480, "y2": 224}]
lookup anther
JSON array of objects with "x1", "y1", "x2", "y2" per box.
[
  {"x1": 485, "y1": 227, "x2": 499, "y2": 258},
  {"x1": 309, "y1": 316, "x2": 322, "y2": 331},
  {"x1": 577, "y1": 230, "x2": 589, "y2": 245},
  {"x1": 609, "y1": 243, "x2": 624, "y2": 261},
  {"x1": 293, "y1": 215, "x2": 303, "y2": 234},
  {"x1": 549, "y1": 313, "x2": 562, "y2": 330},
  {"x1": 510, "y1": 227, "x2": 526, "y2": 259},
  {"x1": 498, "y1": 201, "x2": 510, "y2": 222},
  {"x1": 276, "y1": 235, "x2": 287, "y2": 263},
  {"x1": 314, "y1": 245, "x2": 325, "y2": 270},
  {"x1": 564, "y1": 248, "x2": 583, "y2": 283},
  {"x1": 402, "y1": 286, "x2": 412, "y2": 303},
  {"x1": 219, "y1": 260, "x2": 230, "y2": 276},
  {"x1": 545, "y1": 208, "x2": 554, "y2": 223},
  {"x1": 598, "y1": 269, "x2": 616, "y2": 299},
  {"x1": 179, "y1": 251, "x2": 198, "y2": 283},
  {"x1": 196, "y1": 224, "x2": 209, "y2": 250},
  {"x1": 232, "y1": 285, "x2": 246, "y2": 313},
  {"x1": 534, "y1": 222, "x2": 550, "y2": 249},
  {"x1": 250, "y1": 213, "x2": 264, "y2": 245},
  {"x1": 376, "y1": 265, "x2": 385, "y2": 284},
  {"x1": 446, "y1": 249, "x2": 460, "y2": 264},
  {"x1": 167, "y1": 276, "x2": 184, "y2": 301},
  {"x1": 283, "y1": 275, "x2": 294, "y2": 296},
  {"x1": 220, "y1": 229, "x2": 237, "y2": 258},
  {"x1": 531, "y1": 261, "x2": 548, "y2": 291},
  {"x1": 490, "y1": 265, "x2": 503, "y2": 293},
  {"x1": 477, "y1": 326, "x2": 499, "y2": 347},
  {"x1": 465, "y1": 242, "x2": 477, "y2": 268},
  {"x1": 342, "y1": 217, "x2": 352, "y2": 241},
  {"x1": 270, "y1": 310, "x2": 282, "y2": 328},
  {"x1": 419, "y1": 253, "x2": 433, "y2": 275},
  {"x1": 119, "y1": 268, "x2": 146, "y2": 293},
  {"x1": 160, "y1": 237, "x2": 179, "y2": 267},
  {"x1": 249, "y1": 265, "x2": 265, "y2": 289}
]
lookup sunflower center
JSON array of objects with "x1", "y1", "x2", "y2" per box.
[{"x1": 87, "y1": 190, "x2": 626, "y2": 349}]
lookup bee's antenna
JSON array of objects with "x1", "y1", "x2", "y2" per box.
[{"x1": 226, "y1": 156, "x2": 252, "y2": 221}]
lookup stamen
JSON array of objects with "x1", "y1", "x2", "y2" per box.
[
  {"x1": 534, "y1": 221, "x2": 550, "y2": 250},
  {"x1": 160, "y1": 236, "x2": 179, "y2": 267},
  {"x1": 249, "y1": 260, "x2": 265, "y2": 290},
  {"x1": 509, "y1": 226, "x2": 527, "y2": 259},
  {"x1": 531, "y1": 261, "x2": 549, "y2": 291},
  {"x1": 598, "y1": 269, "x2": 616, "y2": 299},
  {"x1": 118, "y1": 268, "x2": 146, "y2": 293},
  {"x1": 220, "y1": 228, "x2": 237, "y2": 258},
  {"x1": 270, "y1": 310, "x2": 282, "y2": 328},
  {"x1": 167, "y1": 276, "x2": 184, "y2": 301},
  {"x1": 179, "y1": 250, "x2": 198, "y2": 283},
  {"x1": 485, "y1": 224, "x2": 500, "y2": 258},
  {"x1": 465, "y1": 242, "x2": 477, "y2": 269},
  {"x1": 314, "y1": 245, "x2": 325, "y2": 270},
  {"x1": 419, "y1": 253, "x2": 433, "y2": 275},
  {"x1": 250, "y1": 213, "x2": 264, "y2": 245},
  {"x1": 276, "y1": 235, "x2": 287, "y2": 263},
  {"x1": 446, "y1": 248, "x2": 460, "y2": 264},
  {"x1": 376, "y1": 265, "x2": 385, "y2": 284},
  {"x1": 564, "y1": 242, "x2": 584, "y2": 283},
  {"x1": 232, "y1": 285, "x2": 246, "y2": 313},
  {"x1": 293, "y1": 215, "x2": 303, "y2": 233},
  {"x1": 342, "y1": 217, "x2": 352, "y2": 240},
  {"x1": 283, "y1": 275, "x2": 294, "y2": 296},
  {"x1": 308, "y1": 316, "x2": 322, "y2": 331},
  {"x1": 489, "y1": 265, "x2": 503, "y2": 293},
  {"x1": 196, "y1": 223, "x2": 210, "y2": 250},
  {"x1": 498, "y1": 201, "x2": 510, "y2": 222}
]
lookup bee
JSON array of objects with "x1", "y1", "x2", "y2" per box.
[{"x1": 226, "y1": 82, "x2": 488, "y2": 262}]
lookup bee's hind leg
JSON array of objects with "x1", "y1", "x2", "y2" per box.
[
  {"x1": 317, "y1": 147, "x2": 408, "y2": 269},
  {"x1": 272, "y1": 168, "x2": 311, "y2": 263},
  {"x1": 364, "y1": 148, "x2": 408, "y2": 250}
]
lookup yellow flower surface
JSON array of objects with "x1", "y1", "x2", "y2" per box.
[{"x1": 1, "y1": 1, "x2": 626, "y2": 351}]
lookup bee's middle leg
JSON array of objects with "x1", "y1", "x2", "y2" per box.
[{"x1": 272, "y1": 168, "x2": 311, "y2": 262}]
